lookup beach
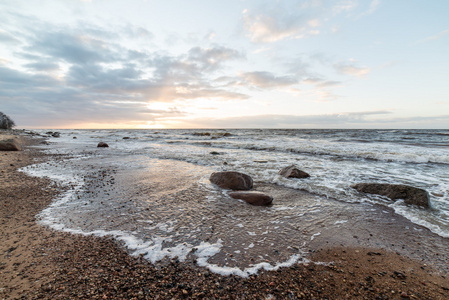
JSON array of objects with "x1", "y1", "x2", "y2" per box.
[{"x1": 1, "y1": 130, "x2": 449, "y2": 299}]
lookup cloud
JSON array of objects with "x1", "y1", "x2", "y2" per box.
[
  {"x1": 241, "y1": 0, "x2": 376, "y2": 43},
  {"x1": 239, "y1": 71, "x2": 298, "y2": 88},
  {"x1": 184, "y1": 111, "x2": 449, "y2": 129},
  {"x1": 242, "y1": 4, "x2": 321, "y2": 43},
  {"x1": 187, "y1": 46, "x2": 244, "y2": 72},
  {"x1": 334, "y1": 61, "x2": 370, "y2": 77},
  {"x1": 414, "y1": 29, "x2": 449, "y2": 45},
  {"x1": 303, "y1": 78, "x2": 341, "y2": 88},
  {"x1": 24, "y1": 61, "x2": 60, "y2": 71},
  {"x1": 29, "y1": 31, "x2": 116, "y2": 65},
  {"x1": 184, "y1": 110, "x2": 393, "y2": 128},
  {"x1": 0, "y1": 29, "x2": 20, "y2": 44},
  {"x1": 0, "y1": 10, "x2": 253, "y2": 128}
]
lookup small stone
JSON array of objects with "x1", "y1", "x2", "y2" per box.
[
  {"x1": 228, "y1": 191, "x2": 273, "y2": 206},
  {"x1": 210, "y1": 171, "x2": 253, "y2": 190},
  {"x1": 97, "y1": 142, "x2": 109, "y2": 148},
  {"x1": 278, "y1": 165, "x2": 310, "y2": 179}
]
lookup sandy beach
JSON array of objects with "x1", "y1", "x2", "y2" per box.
[{"x1": 1, "y1": 131, "x2": 449, "y2": 299}]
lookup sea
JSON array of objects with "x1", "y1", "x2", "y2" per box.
[{"x1": 22, "y1": 129, "x2": 449, "y2": 276}]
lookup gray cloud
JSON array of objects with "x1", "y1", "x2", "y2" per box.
[
  {"x1": 0, "y1": 11, "x2": 252, "y2": 128},
  {"x1": 184, "y1": 111, "x2": 449, "y2": 129},
  {"x1": 239, "y1": 71, "x2": 298, "y2": 88},
  {"x1": 184, "y1": 111, "x2": 393, "y2": 128},
  {"x1": 29, "y1": 31, "x2": 117, "y2": 65},
  {"x1": 0, "y1": 30, "x2": 19, "y2": 44},
  {"x1": 24, "y1": 61, "x2": 60, "y2": 71}
]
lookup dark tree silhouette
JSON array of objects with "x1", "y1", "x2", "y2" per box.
[{"x1": 0, "y1": 112, "x2": 16, "y2": 129}]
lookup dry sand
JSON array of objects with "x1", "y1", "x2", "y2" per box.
[{"x1": 1, "y1": 130, "x2": 448, "y2": 299}]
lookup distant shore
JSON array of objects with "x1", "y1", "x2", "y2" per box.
[{"x1": 1, "y1": 130, "x2": 448, "y2": 299}]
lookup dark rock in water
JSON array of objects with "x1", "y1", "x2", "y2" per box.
[
  {"x1": 210, "y1": 171, "x2": 253, "y2": 190},
  {"x1": 279, "y1": 165, "x2": 310, "y2": 179},
  {"x1": 351, "y1": 183, "x2": 430, "y2": 208},
  {"x1": 123, "y1": 137, "x2": 130, "y2": 139},
  {"x1": 193, "y1": 132, "x2": 211, "y2": 136},
  {"x1": 228, "y1": 191, "x2": 273, "y2": 206},
  {"x1": 97, "y1": 142, "x2": 109, "y2": 148},
  {"x1": 210, "y1": 151, "x2": 220, "y2": 155},
  {"x1": 0, "y1": 139, "x2": 21, "y2": 151},
  {"x1": 52, "y1": 132, "x2": 60, "y2": 138},
  {"x1": 73, "y1": 136, "x2": 77, "y2": 139}
]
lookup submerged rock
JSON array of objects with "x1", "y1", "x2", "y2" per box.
[
  {"x1": 193, "y1": 132, "x2": 211, "y2": 136},
  {"x1": 228, "y1": 191, "x2": 273, "y2": 206},
  {"x1": 351, "y1": 183, "x2": 430, "y2": 208},
  {"x1": 279, "y1": 165, "x2": 310, "y2": 179},
  {"x1": 0, "y1": 139, "x2": 21, "y2": 151},
  {"x1": 97, "y1": 142, "x2": 109, "y2": 148},
  {"x1": 209, "y1": 171, "x2": 253, "y2": 190},
  {"x1": 52, "y1": 132, "x2": 60, "y2": 138}
]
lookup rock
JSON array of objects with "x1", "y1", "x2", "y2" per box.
[
  {"x1": 52, "y1": 132, "x2": 60, "y2": 137},
  {"x1": 351, "y1": 183, "x2": 430, "y2": 208},
  {"x1": 210, "y1": 151, "x2": 220, "y2": 155},
  {"x1": 73, "y1": 136, "x2": 77, "y2": 139},
  {"x1": 0, "y1": 139, "x2": 21, "y2": 151},
  {"x1": 193, "y1": 132, "x2": 211, "y2": 136},
  {"x1": 97, "y1": 142, "x2": 109, "y2": 148},
  {"x1": 278, "y1": 165, "x2": 310, "y2": 179},
  {"x1": 123, "y1": 137, "x2": 130, "y2": 139},
  {"x1": 228, "y1": 191, "x2": 273, "y2": 206},
  {"x1": 209, "y1": 171, "x2": 253, "y2": 190}
]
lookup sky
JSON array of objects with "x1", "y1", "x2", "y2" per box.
[{"x1": 0, "y1": 0, "x2": 448, "y2": 129}]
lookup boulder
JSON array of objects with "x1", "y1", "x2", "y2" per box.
[
  {"x1": 209, "y1": 171, "x2": 253, "y2": 190},
  {"x1": 279, "y1": 165, "x2": 310, "y2": 179},
  {"x1": 97, "y1": 142, "x2": 109, "y2": 148},
  {"x1": 351, "y1": 183, "x2": 430, "y2": 208},
  {"x1": 52, "y1": 132, "x2": 60, "y2": 138},
  {"x1": 228, "y1": 191, "x2": 273, "y2": 206},
  {"x1": 0, "y1": 139, "x2": 21, "y2": 151},
  {"x1": 123, "y1": 137, "x2": 130, "y2": 139}
]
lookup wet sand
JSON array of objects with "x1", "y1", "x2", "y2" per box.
[{"x1": 1, "y1": 130, "x2": 449, "y2": 299}]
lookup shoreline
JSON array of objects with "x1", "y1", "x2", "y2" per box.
[{"x1": 1, "y1": 130, "x2": 448, "y2": 299}]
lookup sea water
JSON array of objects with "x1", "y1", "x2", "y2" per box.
[{"x1": 22, "y1": 129, "x2": 449, "y2": 275}]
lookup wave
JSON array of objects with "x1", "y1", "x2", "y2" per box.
[{"x1": 155, "y1": 138, "x2": 449, "y2": 165}]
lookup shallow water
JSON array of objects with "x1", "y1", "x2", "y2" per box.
[{"x1": 22, "y1": 129, "x2": 449, "y2": 276}]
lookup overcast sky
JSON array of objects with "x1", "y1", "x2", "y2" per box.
[{"x1": 1, "y1": 0, "x2": 448, "y2": 129}]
